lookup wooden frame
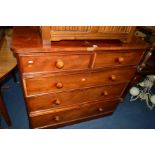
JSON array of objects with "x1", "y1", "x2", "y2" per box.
[{"x1": 40, "y1": 26, "x2": 136, "y2": 44}]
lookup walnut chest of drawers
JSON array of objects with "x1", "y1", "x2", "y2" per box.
[{"x1": 11, "y1": 27, "x2": 149, "y2": 129}]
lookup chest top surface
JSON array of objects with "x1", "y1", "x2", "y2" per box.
[{"x1": 11, "y1": 27, "x2": 150, "y2": 54}]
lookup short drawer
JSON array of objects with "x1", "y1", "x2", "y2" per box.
[
  {"x1": 26, "y1": 83, "x2": 127, "y2": 112},
  {"x1": 94, "y1": 51, "x2": 144, "y2": 68},
  {"x1": 24, "y1": 67, "x2": 136, "y2": 96},
  {"x1": 19, "y1": 53, "x2": 91, "y2": 73},
  {"x1": 29, "y1": 99, "x2": 120, "y2": 128}
]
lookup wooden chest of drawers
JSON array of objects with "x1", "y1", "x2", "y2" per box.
[{"x1": 11, "y1": 27, "x2": 149, "y2": 128}]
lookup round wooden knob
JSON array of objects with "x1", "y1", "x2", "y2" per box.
[
  {"x1": 27, "y1": 60, "x2": 34, "y2": 67},
  {"x1": 117, "y1": 57, "x2": 124, "y2": 63},
  {"x1": 103, "y1": 91, "x2": 108, "y2": 96},
  {"x1": 55, "y1": 99, "x2": 60, "y2": 105},
  {"x1": 110, "y1": 75, "x2": 116, "y2": 81},
  {"x1": 56, "y1": 82, "x2": 63, "y2": 89},
  {"x1": 56, "y1": 59, "x2": 64, "y2": 69},
  {"x1": 98, "y1": 108, "x2": 103, "y2": 112},
  {"x1": 28, "y1": 60, "x2": 34, "y2": 64},
  {"x1": 54, "y1": 116, "x2": 59, "y2": 121},
  {"x1": 81, "y1": 78, "x2": 86, "y2": 82}
]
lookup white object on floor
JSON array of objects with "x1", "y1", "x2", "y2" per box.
[
  {"x1": 129, "y1": 75, "x2": 155, "y2": 110},
  {"x1": 129, "y1": 87, "x2": 140, "y2": 96},
  {"x1": 150, "y1": 95, "x2": 155, "y2": 104}
]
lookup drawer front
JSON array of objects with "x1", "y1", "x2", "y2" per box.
[
  {"x1": 30, "y1": 99, "x2": 120, "y2": 128},
  {"x1": 27, "y1": 83, "x2": 127, "y2": 112},
  {"x1": 95, "y1": 51, "x2": 143, "y2": 68},
  {"x1": 24, "y1": 67, "x2": 136, "y2": 96},
  {"x1": 19, "y1": 53, "x2": 91, "y2": 73}
]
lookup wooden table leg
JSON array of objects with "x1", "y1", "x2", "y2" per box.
[{"x1": 0, "y1": 95, "x2": 11, "y2": 126}]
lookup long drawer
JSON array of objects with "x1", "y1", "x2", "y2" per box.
[
  {"x1": 30, "y1": 99, "x2": 120, "y2": 128},
  {"x1": 26, "y1": 83, "x2": 127, "y2": 112},
  {"x1": 94, "y1": 50, "x2": 144, "y2": 68},
  {"x1": 18, "y1": 53, "x2": 91, "y2": 73},
  {"x1": 24, "y1": 67, "x2": 136, "y2": 96}
]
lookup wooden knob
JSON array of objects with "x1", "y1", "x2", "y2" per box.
[
  {"x1": 98, "y1": 108, "x2": 103, "y2": 112},
  {"x1": 55, "y1": 99, "x2": 60, "y2": 105},
  {"x1": 27, "y1": 60, "x2": 34, "y2": 67},
  {"x1": 56, "y1": 59, "x2": 64, "y2": 69},
  {"x1": 54, "y1": 116, "x2": 59, "y2": 121},
  {"x1": 117, "y1": 57, "x2": 124, "y2": 63},
  {"x1": 103, "y1": 91, "x2": 108, "y2": 96},
  {"x1": 110, "y1": 75, "x2": 116, "y2": 81},
  {"x1": 28, "y1": 60, "x2": 34, "y2": 64},
  {"x1": 81, "y1": 78, "x2": 86, "y2": 82},
  {"x1": 56, "y1": 82, "x2": 63, "y2": 89}
]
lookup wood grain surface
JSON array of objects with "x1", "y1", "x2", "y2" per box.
[{"x1": 11, "y1": 27, "x2": 150, "y2": 128}]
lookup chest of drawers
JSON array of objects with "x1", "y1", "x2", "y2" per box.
[{"x1": 11, "y1": 27, "x2": 149, "y2": 128}]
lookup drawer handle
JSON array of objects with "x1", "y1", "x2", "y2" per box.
[
  {"x1": 56, "y1": 59, "x2": 64, "y2": 69},
  {"x1": 56, "y1": 82, "x2": 63, "y2": 89},
  {"x1": 117, "y1": 57, "x2": 124, "y2": 63},
  {"x1": 81, "y1": 78, "x2": 86, "y2": 82},
  {"x1": 28, "y1": 60, "x2": 34, "y2": 64},
  {"x1": 54, "y1": 116, "x2": 60, "y2": 121},
  {"x1": 103, "y1": 91, "x2": 108, "y2": 96},
  {"x1": 27, "y1": 60, "x2": 34, "y2": 67},
  {"x1": 98, "y1": 108, "x2": 103, "y2": 112},
  {"x1": 55, "y1": 99, "x2": 61, "y2": 105},
  {"x1": 109, "y1": 75, "x2": 116, "y2": 81}
]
